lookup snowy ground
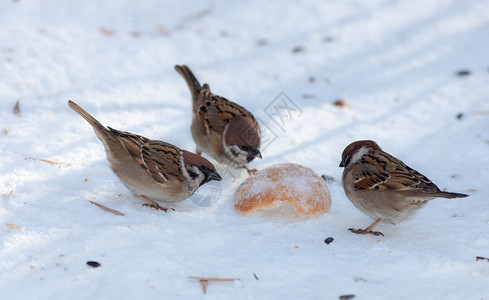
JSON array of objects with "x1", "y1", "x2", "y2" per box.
[{"x1": 1, "y1": 0, "x2": 489, "y2": 299}]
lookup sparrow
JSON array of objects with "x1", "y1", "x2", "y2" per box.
[
  {"x1": 340, "y1": 140, "x2": 468, "y2": 236},
  {"x1": 68, "y1": 100, "x2": 222, "y2": 211},
  {"x1": 174, "y1": 65, "x2": 261, "y2": 172}
]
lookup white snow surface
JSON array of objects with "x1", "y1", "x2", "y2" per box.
[{"x1": 1, "y1": 1, "x2": 489, "y2": 299}]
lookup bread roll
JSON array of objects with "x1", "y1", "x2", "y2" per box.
[{"x1": 234, "y1": 163, "x2": 331, "y2": 217}]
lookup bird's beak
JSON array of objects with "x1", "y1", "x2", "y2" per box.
[
  {"x1": 339, "y1": 155, "x2": 349, "y2": 168},
  {"x1": 252, "y1": 147, "x2": 262, "y2": 159},
  {"x1": 207, "y1": 171, "x2": 222, "y2": 182}
]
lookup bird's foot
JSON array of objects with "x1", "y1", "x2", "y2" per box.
[
  {"x1": 348, "y1": 228, "x2": 384, "y2": 236},
  {"x1": 349, "y1": 218, "x2": 383, "y2": 236},
  {"x1": 142, "y1": 203, "x2": 174, "y2": 212},
  {"x1": 245, "y1": 167, "x2": 258, "y2": 175},
  {"x1": 135, "y1": 194, "x2": 175, "y2": 212}
]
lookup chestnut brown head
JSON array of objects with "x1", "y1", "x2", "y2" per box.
[
  {"x1": 340, "y1": 140, "x2": 381, "y2": 168},
  {"x1": 224, "y1": 116, "x2": 262, "y2": 163}
]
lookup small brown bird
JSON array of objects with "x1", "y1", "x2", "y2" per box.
[
  {"x1": 340, "y1": 140, "x2": 468, "y2": 236},
  {"x1": 68, "y1": 100, "x2": 222, "y2": 211},
  {"x1": 174, "y1": 65, "x2": 261, "y2": 171}
]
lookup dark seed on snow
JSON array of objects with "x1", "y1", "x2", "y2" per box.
[
  {"x1": 339, "y1": 295, "x2": 355, "y2": 300},
  {"x1": 324, "y1": 237, "x2": 334, "y2": 245},
  {"x1": 456, "y1": 70, "x2": 471, "y2": 77},
  {"x1": 292, "y1": 46, "x2": 305, "y2": 54},
  {"x1": 303, "y1": 94, "x2": 316, "y2": 99},
  {"x1": 256, "y1": 39, "x2": 268, "y2": 46},
  {"x1": 323, "y1": 36, "x2": 334, "y2": 43},
  {"x1": 87, "y1": 261, "x2": 101, "y2": 268},
  {"x1": 456, "y1": 113, "x2": 464, "y2": 120}
]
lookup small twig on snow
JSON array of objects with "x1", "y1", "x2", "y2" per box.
[{"x1": 89, "y1": 200, "x2": 125, "y2": 216}]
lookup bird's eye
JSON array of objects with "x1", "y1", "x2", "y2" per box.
[
  {"x1": 199, "y1": 165, "x2": 207, "y2": 172},
  {"x1": 239, "y1": 146, "x2": 250, "y2": 152}
]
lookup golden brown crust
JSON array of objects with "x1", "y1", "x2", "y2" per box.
[{"x1": 234, "y1": 163, "x2": 331, "y2": 217}]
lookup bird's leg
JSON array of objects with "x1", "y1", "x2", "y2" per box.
[
  {"x1": 349, "y1": 218, "x2": 384, "y2": 236},
  {"x1": 244, "y1": 166, "x2": 258, "y2": 175},
  {"x1": 134, "y1": 194, "x2": 174, "y2": 212}
]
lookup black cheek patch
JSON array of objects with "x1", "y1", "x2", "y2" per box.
[
  {"x1": 230, "y1": 147, "x2": 240, "y2": 157},
  {"x1": 187, "y1": 169, "x2": 199, "y2": 179}
]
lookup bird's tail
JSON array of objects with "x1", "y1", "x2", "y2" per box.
[
  {"x1": 68, "y1": 100, "x2": 108, "y2": 134},
  {"x1": 435, "y1": 191, "x2": 469, "y2": 199},
  {"x1": 175, "y1": 65, "x2": 202, "y2": 102}
]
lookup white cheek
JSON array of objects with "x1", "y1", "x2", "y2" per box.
[
  {"x1": 181, "y1": 161, "x2": 205, "y2": 192},
  {"x1": 348, "y1": 146, "x2": 369, "y2": 167},
  {"x1": 226, "y1": 145, "x2": 248, "y2": 161}
]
